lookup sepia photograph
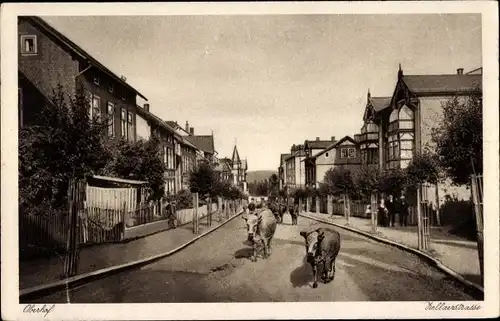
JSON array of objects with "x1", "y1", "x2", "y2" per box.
[{"x1": 1, "y1": 1, "x2": 499, "y2": 320}]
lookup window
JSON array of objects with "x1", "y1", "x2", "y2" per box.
[
  {"x1": 93, "y1": 75, "x2": 100, "y2": 85},
  {"x1": 20, "y1": 35, "x2": 37, "y2": 55},
  {"x1": 340, "y1": 148, "x2": 356, "y2": 158},
  {"x1": 325, "y1": 152, "x2": 329, "y2": 157},
  {"x1": 389, "y1": 109, "x2": 398, "y2": 123},
  {"x1": 91, "y1": 95, "x2": 101, "y2": 120},
  {"x1": 107, "y1": 102, "x2": 114, "y2": 136},
  {"x1": 122, "y1": 90, "x2": 127, "y2": 101},
  {"x1": 121, "y1": 108, "x2": 127, "y2": 138},
  {"x1": 398, "y1": 105, "x2": 414, "y2": 130},
  {"x1": 127, "y1": 112, "x2": 133, "y2": 141},
  {"x1": 108, "y1": 83, "x2": 114, "y2": 93}
]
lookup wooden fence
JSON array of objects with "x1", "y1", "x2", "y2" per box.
[{"x1": 19, "y1": 212, "x2": 69, "y2": 260}]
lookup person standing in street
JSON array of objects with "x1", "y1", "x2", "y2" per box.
[
  {"x1": 399, "y1": 195, "x2": 409, "y2": 227},
  {"x1": 386, "y1": 195, "x2": 396, "y2": 227},
  {"x1": 378, "y1": 199, "x2": 388, "y2": 227}
]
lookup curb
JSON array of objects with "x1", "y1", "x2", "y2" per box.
[
  {"x1": 299, "y1": 213, "x2": 484, "y2": 299},
  {"x1": 20, "y1": 210, "x2": 244, "y2": 302}
]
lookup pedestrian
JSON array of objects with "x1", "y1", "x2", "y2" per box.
[
  {"x1": 365, "y1": 204, "x2": 372, "y2": 218},
  {"x1": 399, "y1": 195, "x2": 409, "y2": 227},
  {"x1": 378, "y1": 199, "x2": 388, "y2": 227},
  {"x1": 386, "y1": 195, "x2": 396, "y2": 227}
]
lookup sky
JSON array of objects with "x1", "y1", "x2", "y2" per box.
[{"x1": 43, "y1": 14, "x2": 482, "y2": 171}]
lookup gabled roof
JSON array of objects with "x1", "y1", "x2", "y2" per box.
[
  {"x1": 368, "y1": 97, "x2": 392, "y2": 112},
  {"x1": 185, "y1": 135, "x2": 215, "y2": 154},
  {"x1": 304, "y1": 140, "x2": 333, "y2": 150},
  {"x1": 402, "y1": 74, "x2": 482, "y2": 94},
  {"x1": 215, "y1": 158, "x2": 233, "y2": 172},
  {"x1": 309, "y1": 136, "x2": 357, "y2": 159},
  {"x1": 232, "y1": 145, "x2": 241, "y2": 164},
  {"x1": 22, "y1": 16, "x2": 147, "y2": 101}
]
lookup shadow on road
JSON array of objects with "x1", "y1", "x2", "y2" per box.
[
  {"x1": 289, "y1": 255, "x2": 326, "y2": 288},
  {"x1": 234, "y1": 247, "x2": 253, "y2": 259}
]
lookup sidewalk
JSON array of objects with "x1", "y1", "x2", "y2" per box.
[
  {"x1": 302, "y1": 211, "x2": 482, "y2": 288},
  {"x1": 19, "y1": 209, "x2": 239, "y2": 291}
]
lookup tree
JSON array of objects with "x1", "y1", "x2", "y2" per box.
[
  {"x1": 256, "y1": 179, "x2": 270, "y2": 196},
  {"x1": 323, "y1": 167, "x2": 356, "y2": 197},
  {"x1": 189, "y1": 162, "x2": 216, "y2": 196},
  {"x1": 19, "y1": 85, "x2": 111, "y2": 216},
  {"x1": 405, "y1": 151, "x2": 441, "y2": 187},
  {"x1": 353, "y1": 165, "x2": 381, "y2": 198},
  {"x1": 268, "y1": 174, "x2": 279, "y2": 200},
  {"x1": 377, "y1": 168, "x2": 407, "y2": 196},
  {"x1": 431, "y1": 92, "x2": 482, "y2": 185},
  {"x1": 101, "y1": 136, "x2": 166, "y2": 200}
]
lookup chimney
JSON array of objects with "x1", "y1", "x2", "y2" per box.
[
  {"x1": 331, "y1": 136, "x2": 336, "y2": 141},
  {"x1": 143, "y1": 103, "x2": 150, "y2": 112},
  {"x1": 189, "y1": 127, "x2": 194, "y2": 135},
  {"x1": 457, "y1": 68, "x2": 464, "y2": 75},
  {"x1": 316, "y1": 137, "x2": 320, "y2": 141},
  {"x1": 185, "y1": 121, "x2": 189, "y2": 132}
]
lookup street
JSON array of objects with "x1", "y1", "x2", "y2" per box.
[{"x1": 28, "y1": 215, "x2": 476, "y2": 303}]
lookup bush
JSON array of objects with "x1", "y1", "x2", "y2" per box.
[{"x1": 19, "y1": 85, "x2": 111, "y2": 217}]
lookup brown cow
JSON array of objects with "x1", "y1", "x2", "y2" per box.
[{"x1": 300, "y1": 227, "x2": 341, "y2": 288}]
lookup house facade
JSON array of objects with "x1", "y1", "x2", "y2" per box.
[
  {"x1": 278, "y1": 153, "x2": 291, "y2": 190},
  {"x1": 303, "y1": 137, "x2": 336, "y2": 187},
  {"x1": 373, "y1": 65, "x2": 482, "y2": 202},
  {"x1": 18, "y1": 16, "x2": 147, "y2": 143},
  {"x1": 283, "y1": 144, "x2": 306, "y2": 190},
  {"x1": 359, "y1": 92, "x2": 390, "y2": 167},
  {"x1": 307, "y1": 136, "x2": 361, "y2": 187}
]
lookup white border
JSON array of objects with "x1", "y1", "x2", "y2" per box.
[{"x1": 2, "y1": 2, "x2": 499, "y2": 320}]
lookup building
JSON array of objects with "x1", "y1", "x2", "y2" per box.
[
  {"x1": 135, "y1": 105, "x2": 200, "y2": 194},
  {"x1": 180, "y1": 123, "x2": 217, "y2": 165},
  {"x1": 18, "y1": 16, "x2": 147, "y2": 142},
  {"x1": 304, "y1": 136, "x2": 361, "y2": 187},
  {"x1": 371, "y1": 65, "x2": 482, "y2": 201},
  {"x1": 230, "y1": 145, "x2": 248, "y2": 192},
  {"x1": 215, "y1": 158, "x2": 234, "y2": 184},
  {"x1": 278, "y1": 153, "x2": 291, "y2": 190},
  {"x1": 303, "y1": 137, "x2": 336, "y2": 187},
  {"x1": 359, "y1": 91, "x2": 391, "y2": 166},
  {"x1": 284, "y1": 144, "x2": 307, "y2": 190}
]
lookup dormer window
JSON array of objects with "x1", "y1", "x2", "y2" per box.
[
  {"x1": 93, "y1": 75, "x2": 100, "y2": 85},
  {"x1": 108, "y1": 83, "x2": 114, "y2": 93},
  {"x1": 20, "y1": 35, "x2": 37, "y2": 55}
]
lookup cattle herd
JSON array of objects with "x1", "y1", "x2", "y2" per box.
[{"x1": 242, "y1": 200, "x2": 342, "y2": 289}]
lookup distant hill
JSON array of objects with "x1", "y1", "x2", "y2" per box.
[{"x1": 247, "y1": 170, "x2": 277, "y2": 183}]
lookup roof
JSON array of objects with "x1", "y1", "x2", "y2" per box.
[
  {"x1": 185, "y1": 135, "x2": 215, "y2": 154},
  {"x1": 402, "y1": 74, "x2": 482, "y2": 95},
  {"x1": 368, "y1": 97, "x2": 392, "y2": 112},
  {"x1": 305, "y1": 140, "x2": 333, "y2": 149},
  {"x1": 280, "y1": 153, "x2": 291, "y2": 165},
  {"x1": 215, "y1": 158, "x2": 232, "y2": 171},
  {"x1": 23, "y1": 16, "x2": 147, "y2": 101},
  {"x1": 232, "y1": 145, "x2": 241, "y2": 163},
  {"x1": 309, "y1": 136, "x2": 357, "y2": 159},
  {"x1": 91, "y1": 175, "x2": 147, "y2": 185},
  {"x1": 135, "y1": 106, "x2": 179, "y2": 138}
]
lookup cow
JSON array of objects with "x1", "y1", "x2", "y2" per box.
[
  {"x1": 243, "y1": 204, "x2": 277, "y2": 262},
  {"x1": 300, "y1": 228, "x2": 341, "y2": 288}
]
